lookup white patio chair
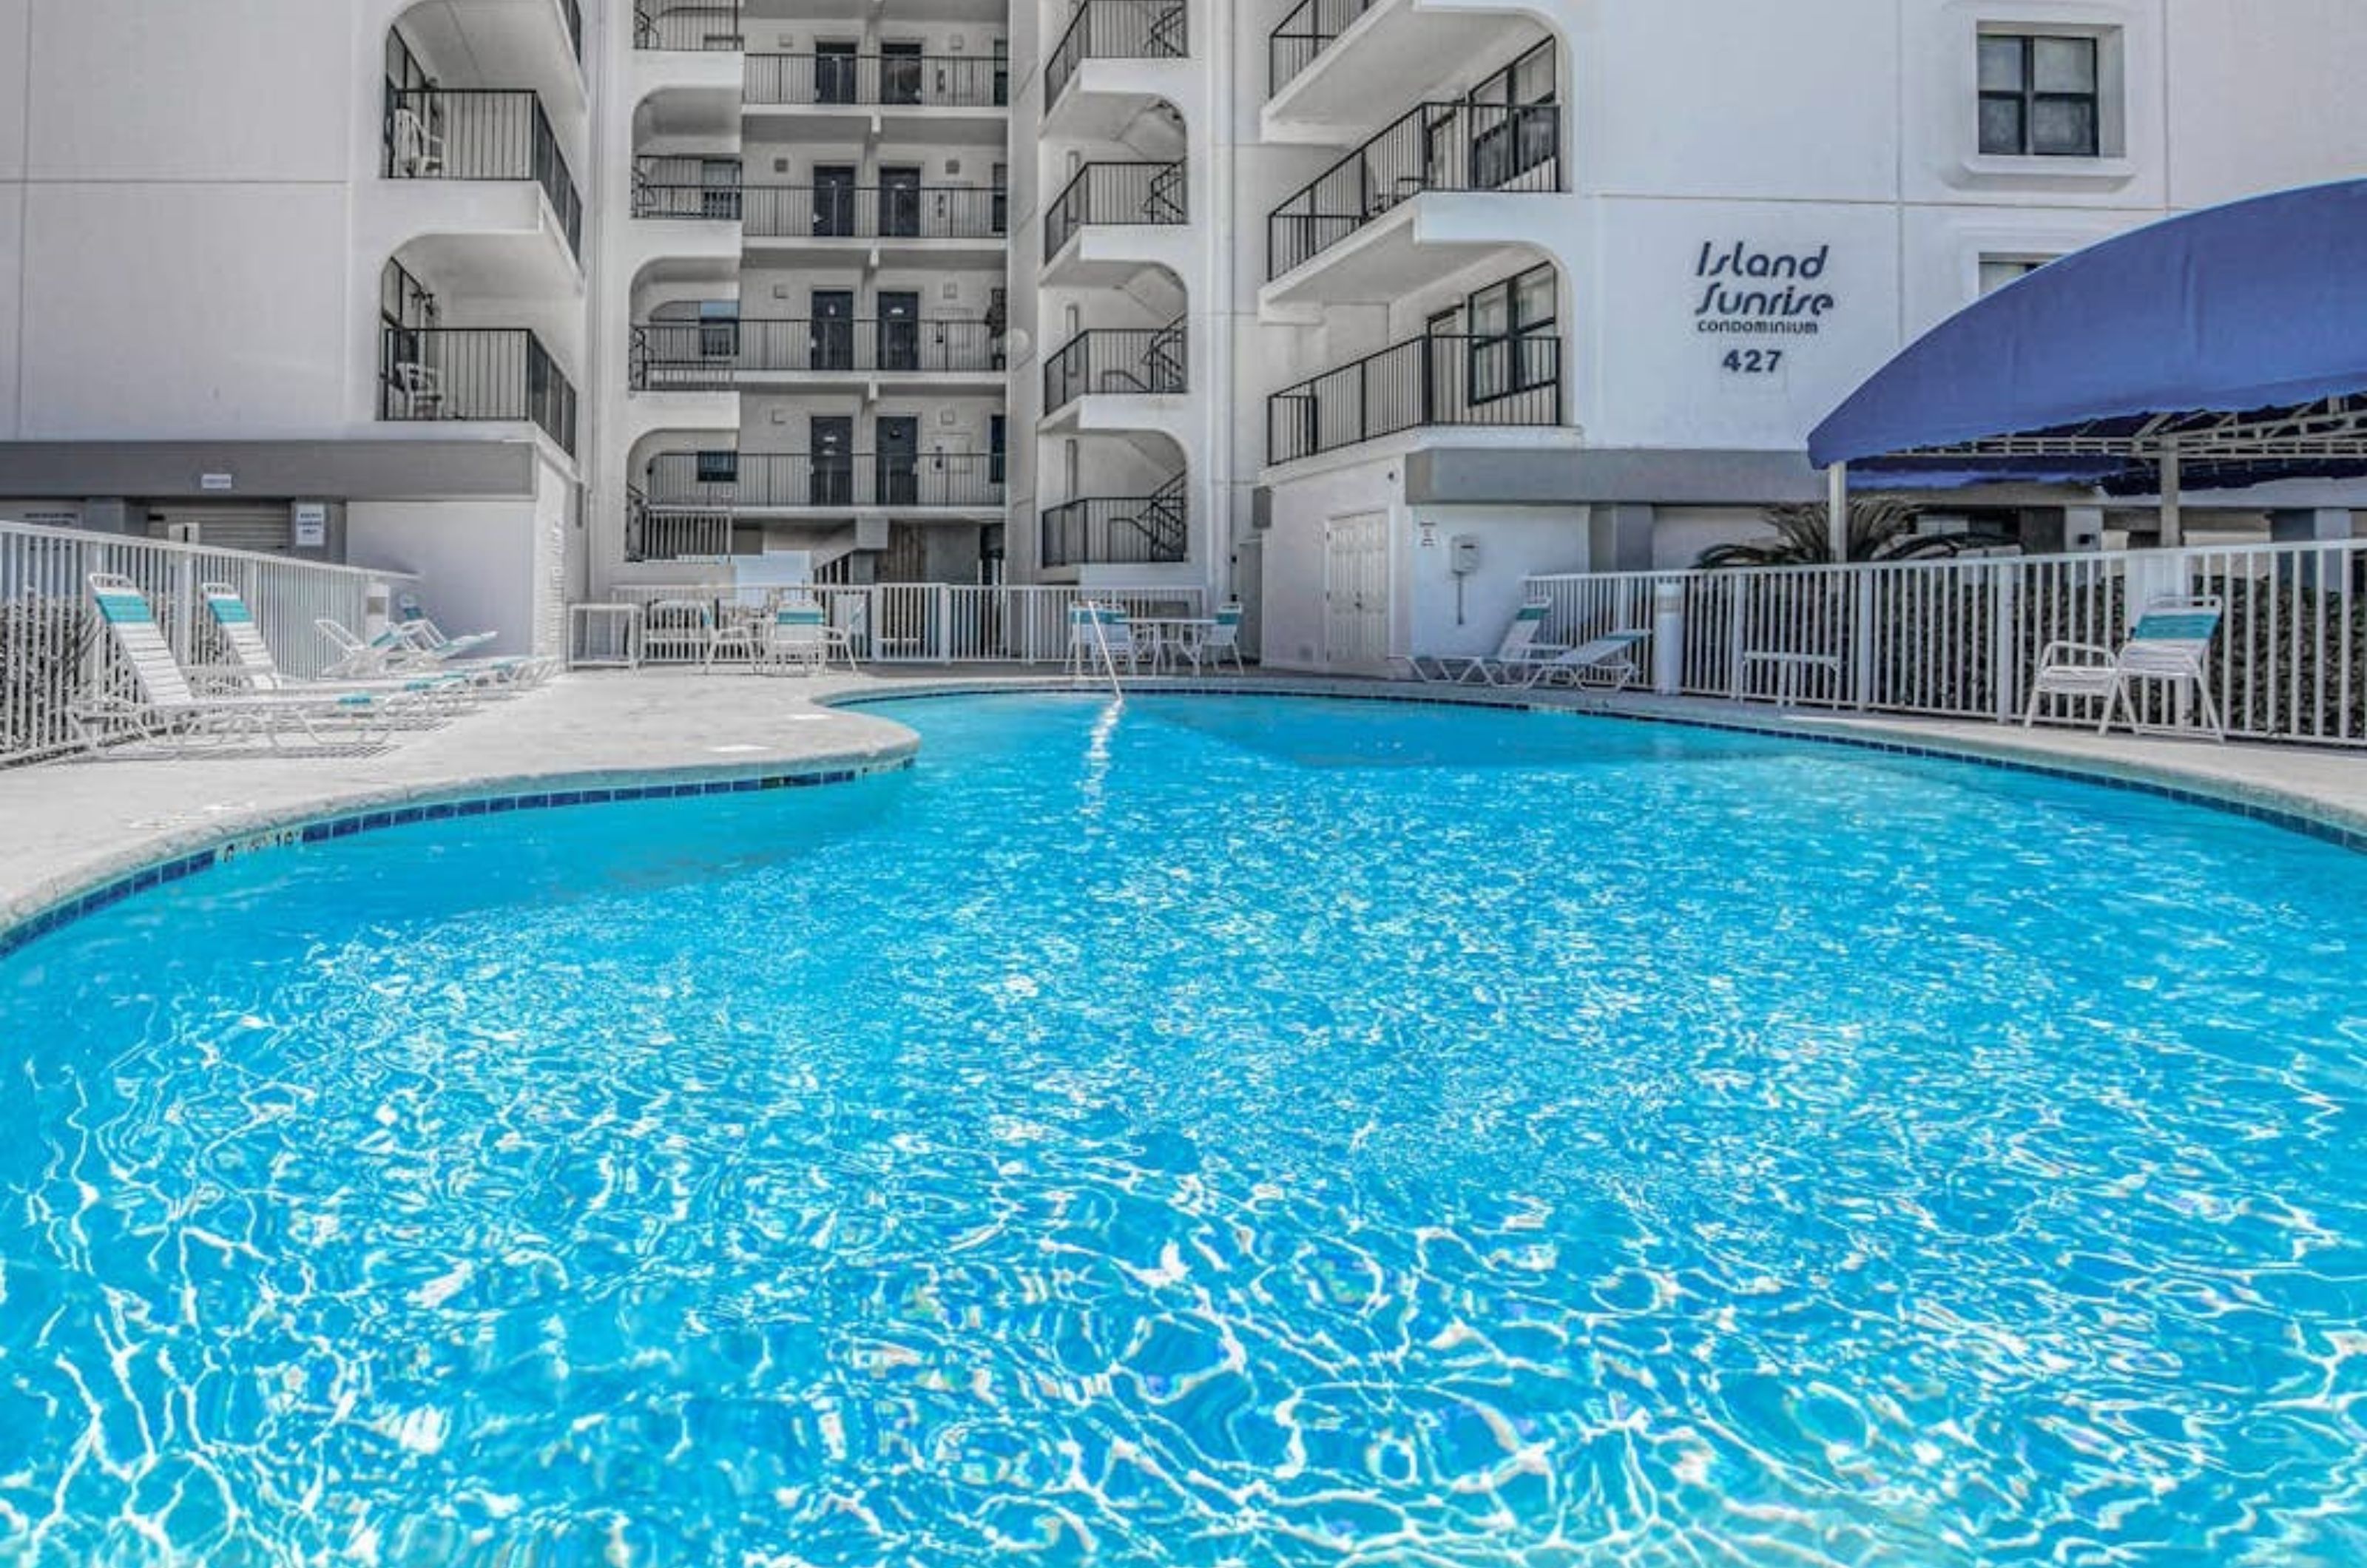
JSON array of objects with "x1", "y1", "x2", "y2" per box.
[
  {"x1": 757, "y1": 601, "x2": 831, "y2": 676},
  {"x1": 1178, "y1": 601, "x2": 1247, "y2": 675},
  {"x1": 1067, "y1": 603, "x2": 1141, "y2": 675},
  {"x1": 391, "y1": 107, "x2": 446, "y2": 178},
  {"x1": 391, "y1": 360, "x2": 445, "y2": 419},
  {"x1": 2025, "y1": 595, "x2": 2226, "y2": 740}
]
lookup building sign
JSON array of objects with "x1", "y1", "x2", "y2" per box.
[
  {"x1": 1692, "y1": 241, "x2": 1837, "y2": 379},
  {"x1": 292, "y1": 501, "x2": 328, "y2": 547},
  {"x1": 200, "y1": 472, "x2": 234, "y2": 492}
]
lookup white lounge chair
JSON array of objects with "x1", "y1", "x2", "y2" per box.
[
  {"x1": 75, "y1": 575, "x2": 411, "y2": 752},
  {"x1": 2025, "y1": 595, "x2": 2226, "y2": 740},
  {"x1": 316, "y1": 617, "x2": 550, "y2": 688},
  {"x1": 396, "y1": 594, "x2": 500, "y2": 660},
  {"x1": 200, "y1": 582, "x2": 474, "y2": 712},
  {"x1": 1526, "y1": 629, "x2": 1650, "y2": 692},
  {"x1": 1178, "y1": 601, "x2": 1246, "y2": 675},
  {"x1": 1413, "y1": 601, "x2": 1561, "y2": 685},
  {"x1": 1067, "y1": 603, "x2": 1141, "y2": 675}
]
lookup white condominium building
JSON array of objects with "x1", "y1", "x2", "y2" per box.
[{"x1": 3, "y1": 1, "x2": 2363, "y2": 663}]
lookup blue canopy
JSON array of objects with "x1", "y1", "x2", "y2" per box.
[{"x1": 1809, "y1": 179, "x2": 2367, "y2": 488}]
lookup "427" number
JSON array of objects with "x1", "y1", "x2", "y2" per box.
[{"x1": 1723, "y1": 349, "x2": 1784, "y2": 375}]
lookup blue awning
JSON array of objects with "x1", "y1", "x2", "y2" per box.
[{"x1": 1809, "y1": 180, "x2": 2367, "y2": 487}]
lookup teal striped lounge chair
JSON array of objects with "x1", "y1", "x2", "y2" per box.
[
  {"x1": 1414, "y1": 600, "x2": 1562, "y2": 684},
  {"x1": 201, "y1": 583, "x2": 474, "y2": 712},
  {"x1": 1526, "y1": 629, "x2": 1651, "y2": 692},
  {"x1": 2024, "y1": 595, "x2": 2226, "y2": 741},
  {"x1": 76, "y1": 574, "x2": 409, "y2": 752}
]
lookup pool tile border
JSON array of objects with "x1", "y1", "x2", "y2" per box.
[
  {"x1": 0, "y1": 757, "x2": 909, "y2": 962},
  {"x1": 10, "y1": 676, "x2": 2362, "y2": 963},
  {"x1": 834, "y1": 679, "x2": 2367, "y2": 854}
]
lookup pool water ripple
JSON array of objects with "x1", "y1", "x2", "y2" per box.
[{"x1": 3, "y1": 695, "x2": 2366, "y2": 1564}]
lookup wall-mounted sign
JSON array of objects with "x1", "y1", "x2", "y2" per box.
[
  {"x1": 292, "y1": 502, "x2": 328, "y2": 548},
  {"x1": 200, "y1": 472, "x2": 234, "y2": 493},
  {"x1": 1692, "y1": 242, "x2": 1838, "y2": 380}
]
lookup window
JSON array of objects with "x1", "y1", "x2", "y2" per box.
[
  {"x1": 1466, "y1": 263, "x2": 1556, "y2": 405},
  {"x1": 1466, "y1": 41, "x2": 1558, "y2": 189},
  {"x1": 1979, "y1": 33, "x2": 2099, "y2": 157},
  {"x1": 1978, "y1": 256, "x2": 2052, "y2": 295},
  {"x1": 695, "y1": 450, "x2": 739, "y2": 485}
]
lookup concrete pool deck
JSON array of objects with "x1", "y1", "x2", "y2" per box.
[{"x1": 3, "y1": 665, "x2": 2363, "y2": 939}]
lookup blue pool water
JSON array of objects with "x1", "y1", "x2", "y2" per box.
[{"x1": 2, "y1": 695, "x2": 2365, "y2": 1564}]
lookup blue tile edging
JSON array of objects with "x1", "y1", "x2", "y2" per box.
[
  {"x1": 828, "y1": 679, "x2": 2367, "y2": 856},
  {"x1": 0, "y1": 756, "x2": 914, "y2": 962}
]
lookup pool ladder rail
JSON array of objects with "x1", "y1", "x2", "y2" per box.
[{"x1": 1081, "y1": 600, "x2": 1127, "y2": 702}]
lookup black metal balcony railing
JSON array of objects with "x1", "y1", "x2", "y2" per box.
[
  {"x1": 1041, "y1": 478, "x2": 1187, "y2": 567},
  {"x1": 1267, "y1": 331, "x2": 1559, "y2": 464},
  {"x1": 743, "y1": 184, "x2": 1006, "y2": 240},
  {"x1": 635, "y1": 1, "x2": 742, "y2": 49},
  {"x1": 1267, "y1": 0, "x2": 1372, "y2": 93},
  {"x1": 1043, "y1": 161, "x2": 1186, "y2": 258},
  {"x1": 746, "y1": 53, "x2": 1007, "y2": 107},
  {"x1": 632, "y1": 157, "x2": 743, "y2": 219},
  {"x1": 1267, "y1": 100, "x2": 1559, "y2": 280},
  {"x1": 644, "y1": 453, "x2": 1005, "y2": 510},
  {"x1": 383, "y1": 88, "x2": 585, "y2": 260},
  {"x1": 632, "y1": 320, "x2": 1002, "y2": 387},
  {"x1": 1043, "y1": 321, "x2": 1186, "y2": 411},
  {"x1": 379, "y1": 327, "x2": 579, "y2": 455},
  {"x1": 1045, "y1": 0, "x2": 1189, "y2": 109}
]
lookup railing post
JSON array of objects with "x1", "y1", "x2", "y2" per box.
[
  {"x1": 1850, "y1": 569, "x2": 1875, "y2": 710},
  {"x1": 934, "y1": 583, "x2": 953, "y2": 662},
  {"x1": 1724, "y1": 578, "x2": 1746, "y2": 698},
  {"x1": 1990, "y1": 561, "x2": 2020, "y2": 723},
  {"x1": 1652, "y1": 578, "x2": 1684, "y2": 696}
]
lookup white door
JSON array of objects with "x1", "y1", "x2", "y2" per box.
[{"x1": 1323, "y1": 511, "x2": 1391, "y2": 673}]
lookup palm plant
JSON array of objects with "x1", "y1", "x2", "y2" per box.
[{"x1": 1695, "y1": 497, "x2": 2013, "y2": 568}]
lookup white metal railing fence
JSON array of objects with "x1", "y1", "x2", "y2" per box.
[
  {"x1": 607, "y1": 582, "x2": 1208, "y2": 665},
  {"x1": 1525, "y1": 538, "x2": 2367, "y2": 746},
  {"x1": 1, "y1": 518, "x2": 418, "y2": 765}
]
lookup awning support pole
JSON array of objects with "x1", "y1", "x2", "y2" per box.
[
  {"x1": 2158, "y1": 439, "x2": 2183, "y2": 549},
  {"x1": 1826, "y1": 462, "x2": 1849, "y2": 563}
]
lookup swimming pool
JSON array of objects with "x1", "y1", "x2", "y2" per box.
[{"x1": 3, "y1": 693, "x2": 2363, "y2": 1563}]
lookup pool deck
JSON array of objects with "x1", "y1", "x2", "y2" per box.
[{"x1": 3, "y1": 665, "x2": 2363, "y2": 937}]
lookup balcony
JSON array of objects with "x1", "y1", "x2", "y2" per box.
[
  {"x1": 634, "y1": 1, "x2": 743, "y2": 50},
  {"x1": 745, "y1": 53, "x2": 1007, "y2": 109},
  {"x1": 1045, "y1": 0, "x2": 1188, "y2": 115},
  {"x1": 644, "y1": 453, "x2": 1005, "y2": 512},
  {"x1": 627, "y1": 491, "x2": 735, "y2": 561},
  {"x1": 1267, "y1": 331, "x2": 1559, "y2": 467},
  {"x1": 1263, "y1": 100, "x2": 1557, "y2": 303},
  {"x1": 1042, "y1": 322, "x2": 1186, "y2": 413},
  {"x1": 1042, "y1": 161, "x2": 1186, "y2": 266},
  {"x1": 632, "y1": 319, "x2": 1004, "y2": 389},
  {"x1": 743, "y1": 183, "x2": 1007, "y2": 255},
  {"x1": 1041, "y1": 478, "x2": 1187, "y2": 567},
  {"x1": 379, "y1": 327, "x2": 579, "y2": 456},
  {"x1": 383, "y1": 88, "x2": 585, "y2": 262},
  {"x1": 1264, "y1": 0, "x2": 1537, "y2": 142},
  {"x1": 632, "y1": 156, "x2": 743, "y2": 220}
]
